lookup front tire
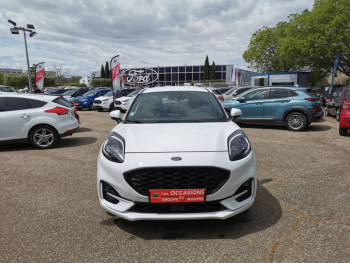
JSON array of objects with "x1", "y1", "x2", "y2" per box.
[
  {"x1": 88, "y1": 103, "x2": 94, "y2": 111},
  {"x1": 98, "y1": 109, "x2": 103, "y2": 112},
  {"x1": 339, "y1": 127, "x2": 348, "y2": 136},
  {"x1": 29, "y1": 125, "x2": 58, "y2": 149},
  {"x1": 336, "y1": 108, "x2": 340, "y2": 121},
  {"x1": 285, "y1": 112, "x2": 307, "y2": 131},
  {"x1": 110, "y1": 103, "x2": 114, "y2": 112}
]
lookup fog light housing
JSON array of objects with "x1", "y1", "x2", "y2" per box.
[
  {"x1": 101, "y1": 181, "x2": 120, "y2": 204},
  {"x1": 233, "y1": 178, "x2": 253, "y2": 202},
  {"x1": 313, "y1": 108, "x2": 319, "y2": 113},
  {"x1": 344, "y1": 118, "x2": 350, "y2": 123}
]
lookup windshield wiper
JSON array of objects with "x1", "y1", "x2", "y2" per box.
[{"x1": 126, "y1": 119, "x2": 144, "y2": 123}]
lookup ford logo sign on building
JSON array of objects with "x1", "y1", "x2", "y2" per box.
[
  {"x1": 171, "y1": 157, "x2": 182, "y2": 161},
  {"x1": 124, "y1": 68, "x2": 158, "y2": 86}
]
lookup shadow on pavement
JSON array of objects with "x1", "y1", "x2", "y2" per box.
[
  {"x1": 75, "y1": 127, "x2": 93, "y2": 133},
  {"x1": 239, "y1": 123, "x2": 331, "y2": 132},
  {"x1": 0, "y1": 137, "x2": 98, "y2": 152},
  {"x1": 103, "y1": 179, "x2": 282, "y2": 240}
]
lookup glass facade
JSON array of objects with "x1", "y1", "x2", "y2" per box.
[{"x1": 123, "y1": 65, "x2": 227, "y2": 86}]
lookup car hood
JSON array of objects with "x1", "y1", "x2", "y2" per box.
[
  {"x1": 113, "y1": 122, "x2": 239, "y2": 153},
  {"x1": 115, "y1": 96, "x2": 127, "y2": 101},
  {"x1": 75, "y1": 96, "x2": 92, "y2": 100},
  {"x1": 95, "y1": 96, "x2": 112, "y2": 100}
]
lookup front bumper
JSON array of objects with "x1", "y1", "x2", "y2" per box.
[
  {"x1": 97, "y1": 151, "x2": 256, "y2": 220},
  {"x1": 311, "y1": 110, "x2": 324, "y2": 122}
]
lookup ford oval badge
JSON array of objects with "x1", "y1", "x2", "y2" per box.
[{"x1": 171, "y1": 157, "x2": 182, "y2": 161}]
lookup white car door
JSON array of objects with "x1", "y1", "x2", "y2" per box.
[{"x1": 0, "y1": 97, "x2": 36, "y2": 141}]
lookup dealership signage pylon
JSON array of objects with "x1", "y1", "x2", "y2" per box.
[
  {"x1": 110, "y1": 55, "x2": 121, "y2": 100},
  {"x1": 35, "y1": 62, "x2": 45, "y2": 91}
]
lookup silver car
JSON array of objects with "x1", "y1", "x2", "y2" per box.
[{"x1": 224, "y1": 86, "x2": 257, "y2": 101}]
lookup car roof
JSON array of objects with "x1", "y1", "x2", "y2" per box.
[{"x1": 143, "y1": 86, "x2": 208, "y2": 93}]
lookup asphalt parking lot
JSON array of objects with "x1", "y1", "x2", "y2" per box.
[{"x1": 1, "y1": 111, "x2": 349, "y2": 262}]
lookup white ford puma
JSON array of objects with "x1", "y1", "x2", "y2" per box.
[{"x1": 97, "y1": 86, "x2": 256, "y2": 221}]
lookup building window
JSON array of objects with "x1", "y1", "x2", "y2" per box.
[
  {"x1": 186, "y1": 66, "x2": 192, "y2": 72},
  {"x1": 172, "y1": 67, "x2": 178, "y2": 72},
  {"x1": 179, "y1": 73, "x2": 185, "y2": 81},
  {"x1": 166, "y1": 67, "x2": 171, "y2": 72},
  {"x1": 193, "y1": 66, "x2": 199, "y2": 72},
  {"x1": 179, "y1": 67, "x2": 185, "y2": 72}
]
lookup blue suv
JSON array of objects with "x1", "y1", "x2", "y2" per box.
[
  {"x1": 221, "y1": 87, "x2": 324, "y2": 131},
  {"x1": 73, "y1": 89, "x2": 111, "y2": 110}
]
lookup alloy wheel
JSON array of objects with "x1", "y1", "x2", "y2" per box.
[
  {"x1": 288, "y1": 115, "x2": 304, "y2": 130},
  {"x1": 34, "y1": 128, "x2": 54, "y2": 147}
]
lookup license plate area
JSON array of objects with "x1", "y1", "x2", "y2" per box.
[
  {"x1": 74, "y1": 103, "x2": 79, "y2": 106},
  {"x1": 149, "y1": 189, "x2": 205, "y2": 203}
]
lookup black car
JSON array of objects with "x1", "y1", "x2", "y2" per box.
[
  {"x1": 313, "y1": 84, "x2": 346, "y2": 107},
  {"x1": 62, "y1": 88, "x2": 90, "y2": 98}
]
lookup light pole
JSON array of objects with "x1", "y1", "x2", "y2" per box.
[{"x1": 8, "y1": 20, "x2": 37, "y2": 93}]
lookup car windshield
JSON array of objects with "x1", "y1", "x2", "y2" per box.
[
  {"x1": 224, "y1": 88, "x2": 238, "y2": 95},
  {"x1": 62, "y1": 90, "x2": 76, "y2": 96},
  {"x1": 126, "y1": 91, "x2": 227, "y2": 123},
  {"x1": 83, "y1": 90, "x2": 98, "y2": 96},
  {"x1": 127, "y1": 90, "x2": 141, "y2": 97},
  {"x1": 105, "y1": 91, "x2": 113, "y2": 97}
]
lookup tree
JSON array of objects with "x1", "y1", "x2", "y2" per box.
[
  {"x1": 0, "y1": 73, "x2": 4, "y2": 85},
  {"x1": 101, "y1": 64, "x2": 105, "y2": 78},
  {"x1": 210, "y1": 61, "x2": 216, "y2": 80},
  {"x1": 69, "y1": 76, "x2": 82, "y2": 83},
  {"x1": 288, "y1": 0, "x2": 350, "y2": 82},
  {"x1": 105, "y1": 61, "x2": 109, "y2": 79},
  {"x1": 203, "y1": 55, "x2": 210, "y2": 81},
  {"x1": 49, "y1": 63, "x2": 70, "y2": 85}
]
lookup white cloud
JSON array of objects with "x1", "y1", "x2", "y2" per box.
[{"x1": 0, "y1": 0, "x2": 315, "y2": 76}]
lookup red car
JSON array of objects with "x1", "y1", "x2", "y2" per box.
[
  {"x1": 325, "y1": 86, "x2": 350, "y2": 121},
  {"x1": 339, "y1": 106, "x2": 350, "y2": 136}
]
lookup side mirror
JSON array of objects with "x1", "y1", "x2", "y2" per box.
[
  {"x1": 110, "y1": 110, "x2": 122, "y2": 123},
  {"x1": 230, "y1": 108, "x2": 242, "y2": 121},
  {"x1": 236, "y1": 97, "x2": 246, "y2": 102}
]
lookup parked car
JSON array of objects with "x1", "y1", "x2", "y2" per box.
[
  {"x1": 313, "y1": 84, "x2": 345, "y2": 107},
  {"x1": 0, "y1": 85, "x2": 15, "y2": 93},
  {"x1": 339, "y1": 98, "x2": 350, "y2": 136},
  {"x1": 44, "y1": 89, "x2": 75, "y2": 95},
  {"x1": 63, "y1": 88, "x2": 90, "y2": 102},
  {"x1": 73, "y1": 89, "x2": 111, "y2": 110},
  {"x1": 206, "y1": 87, "x2": 229, "y2": 100},
  {"x1": 222, "y1": 87, "x2": 239, "y2": 101},
  {"x1": 0, "y1": 94, "x2": 79, "y2": 149},
  {"x1": 224, "y1": 86, "x2": 256, "y2": 101},
  {"x1": 98, "y1": 86, "x2": 256, "y2": 220},
  {"x1": 325, "y1": 86, "x2": 350, "y2": 121},
  {"x1": 221, "y1": 87, "x2": 324, "y2": 131},
  {"x1": 93, "y1": 91, "x2": 115, "y2": 112},
  {"x1": 114, "y1": 89, "x2": 142, "y2": 112}
]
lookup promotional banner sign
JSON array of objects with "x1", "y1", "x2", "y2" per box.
[
  {"x1": 110, "y1": 55, "x2": 121, "y2": 100},
  {"x1": 230, "y1": 68, "x2": 235, "y2": 83},
  {"x1": 35, "y1": 62, "x2": 45, "y2": 91},
  {"x1": 236, "y1": 65, "x2": 239, "y2": 87},
  {"x1": 240, "y1": 71, "x2": 245, "y2": 84},
  {"x1": 330, "y1": 52, "x2": 341, "y2": 93}
]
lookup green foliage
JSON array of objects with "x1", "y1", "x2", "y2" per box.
[
  {"x1": 203, "y1": 56, "x2": 210, "y2": 81},
  {"x1": 68, "y1": 76, "x2": 82, "y2": 83},
  {"x1": 210, "y1": 61, "x2": 216, "y2": 80},
  {"x1": 65, "y1": 83, "x2": 87, "y2": 87},
  {"x1": 91, "y1": 78, "x2": 112, "y2": 88},
  {"x1": 204, "y1": 79, "x2": 226, "y2": 83},
  {"x1": 4, "y1": 74, "x2": 55, "y2": 88},
  {"x1": 243, "y1": 0, "x2": 350, "y2": 84},
  {"x1": 190, "y1": 81, "x2": 194, "y2": 86},
  {"x1": 105, "y1": 61, "x2": 110, "y2": 79},
  {"x1": 101, "y1": 64, "x2": 105, "y2": 78},
  {"x1": 0, "y1": 73, "x2": 4, "y2": 85}
]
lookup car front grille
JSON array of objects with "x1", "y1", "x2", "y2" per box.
[
  {"x1": 128, "y1": 201, "x2": 226, "y2": 214},
  {"x1": 94, "y1": 100, "x2": 101, "y2": 104},
  {"x1": 123, "y1": 167, "x2": 230, "y2": 196},
  {"x1": 115, "y1": 101, "x2": 121, "y2": 105}
]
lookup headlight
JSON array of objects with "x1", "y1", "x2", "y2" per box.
[
  {"x1": 122, "y1": 99, "x2": 129, "y2": 102},
  {"x1": 102, "y1": 132, "x2": 125, "y2": 163},
  {"x1": 228, "y1": 130, "x2": 251, "y2": 161}
]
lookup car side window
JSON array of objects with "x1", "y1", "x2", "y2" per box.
[
  {"x1": 0, "y1": 97, "x2": 31, "y2": 112},
  {"x1": 243, "y1": 89, "x2": 267, "y2": 101},
  {"x1": 268, "y1": 89, "x2": 291, "y2": 99},
  {"x1": 27, "y1": 99, "x2": 48, "y2": 108}
]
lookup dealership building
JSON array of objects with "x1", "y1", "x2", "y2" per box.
[{"x1": 91, "y1": 64, "x2": 255, "y2": 86}]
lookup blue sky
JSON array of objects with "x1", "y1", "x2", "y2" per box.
[{"x1": 0, "y1": 0, "x2": 314, "y2": 77}]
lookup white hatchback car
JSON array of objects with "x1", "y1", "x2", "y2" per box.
[
  {"x1": 0, "y1": 94, "x2": 79, "y2": 149},
  {"x1": 97, "y1": 86, "x2": 256, "y2": 221},
  {"x1": 93, "y1": 91, "x2": 114, "y2": 111},
  {"x1": 114, "y1": 89, "x2": 142, "y2": 112}
]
